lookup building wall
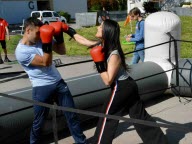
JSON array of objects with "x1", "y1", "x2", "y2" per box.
[
  {"x1": 127, "y1": 0, "x2": 146, "y2": 13},
  {"x1": 0, "y1": 0, "x2": 87, "y2": 24},
  {"x1": 173, "y1": 7, "x2": 192, "y2": 16},
  {"x1": 53, "y1": 0, "x2": 87, "y2": 18},
  {"x1": 0, "y1": 0, "x2": 37, "y2": 24}
]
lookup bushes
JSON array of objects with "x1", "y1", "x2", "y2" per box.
[
  {"x1": 90, "y1": 4, "x2": 102, "y2": 11},
  {"x1": 180, "y1": 2, "x2": 191, "y2": 7},
  {"x1": 143, "y1": 1, "x2": 161, "y2": 14},
  {"x1": 88, "y1": 0, "x2": 127, "y2": 11},
  {"x1": 57, "y1": 11, "x2": 71, "y2": 22}
]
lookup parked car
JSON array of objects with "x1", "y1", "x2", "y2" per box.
[{"x1": 31, "y1": 10, "x2": 67, "y2": 24}]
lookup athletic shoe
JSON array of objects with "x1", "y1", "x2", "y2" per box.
[{"x1": 4, "y1": 58, "x2": 12, "y2": 62}]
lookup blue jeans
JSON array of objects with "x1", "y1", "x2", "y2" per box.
[
  {"x1": 30, "y1": 79, "x2": 86, "y2": 144},
  {"x1": 131, "y1": 49, "x2": 145, "y2": 64}
]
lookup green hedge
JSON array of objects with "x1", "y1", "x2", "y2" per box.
[
  {"x1": 57, "y1": 11, "x2": 71, "y2": 23},
  {"x1": 143, "y1": 2, "x2": 160, "y2": 13},
  {"x1": 180, "y1": 2, "x2": 191, "y2": 7}
]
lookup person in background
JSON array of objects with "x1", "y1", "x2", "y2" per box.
[
  {"x1": 15, "y1": 17, "x2": 87, "y2": 144},
  {"x1": 125, "y1": 7, "x2": 145, "y2": 64},
  {"x1": 0, "y1": 17, "x2": 11, "y2": 64},
  {"x1": 73, "y1": 19, "x2": 169, "y2": 144},
  {"x1": 98, "y1": 6, "x2": 110, "y2": 24}
]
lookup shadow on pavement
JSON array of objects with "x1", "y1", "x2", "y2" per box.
[
  {"x1": 155, "y1": 117, "x2": 192, "y2": 144},
  {"x1": 0, "y1": 73, "x2": 28, "y2": 83},
  {"x1": 113, "y1": 117, "x2": 192, "y2": 144},
  {"x1": 40, "y1": 117, "x2": 99, "y2": 144},
  {"x1": 0, "y1": 66, "x2": 12, "y2": 70}
]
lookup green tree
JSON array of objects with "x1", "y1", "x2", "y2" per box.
[
  {"x1": 88, "y1": 0, "x2": 127, "y2": 11},
  {"x1": 116, "y1": 0, "x2": 127, "y2": 10}
]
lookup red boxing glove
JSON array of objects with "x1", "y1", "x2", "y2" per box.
[
  {"x1": 90, "y1": 46, "x2": 107, "y2": 73},
  {"x1": 49, "y1": 22, "x2": 64, "y2": 44},
  {"x1": 61, "y1": 23, "x2": 69, "y2": 32},
  {"x1": 40, "y1": 25, "x2": 54, "y2": 53},
  {"x1": 90, "y1": 46, "x2": 105, "y2": 62}
]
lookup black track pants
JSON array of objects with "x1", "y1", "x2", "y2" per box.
[{"x1": 92, "y1": 77, "x2": 169, "y2": 144}]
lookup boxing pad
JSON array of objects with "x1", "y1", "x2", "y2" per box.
[
  {"x1": 90, "y1": 46, "x2": 107, "y2": 73},
  {"x1": 49, "y1": 22, "x2": 64, "y2": 44},
  {"x1": 40, "y1": 25, "x2": 54, "y2": 53}
]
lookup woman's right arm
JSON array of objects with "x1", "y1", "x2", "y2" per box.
[{"x1": 74, "y1": 34, "x2": 98, "y2": 47}]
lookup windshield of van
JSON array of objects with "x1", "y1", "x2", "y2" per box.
[
  {"x1": 53, "y1": 12, "x2": 60, "y2": 17},
  {"x1": 32, "y1": 12, "x2": 40, "y2": 18}
]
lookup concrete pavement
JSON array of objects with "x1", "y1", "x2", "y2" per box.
[{"x1": 54, "y1": 95, "x2": 192, "y2": 144}]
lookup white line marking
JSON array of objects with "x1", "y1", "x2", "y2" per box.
[
  {"x1": 9, "y1": 89, "x2": 32, "y2": 95},
  {"x1": 66, "y1": 73, "x2": 99, "y2": 82}
]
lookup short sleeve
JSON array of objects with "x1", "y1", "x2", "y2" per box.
[
  {"x1": 107, "y1": 50, "x2": 119, "y2": 62},
  {"x1": 15, "y1": 47, "x2": 35, "y2": 66}
]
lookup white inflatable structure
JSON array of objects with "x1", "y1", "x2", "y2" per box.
[
  {"x1": 145, "y1": 11, "x2": 181, "y2": 88},
  {"x1": 144, "y1": 11, "x2": 192, "y2": 97}
]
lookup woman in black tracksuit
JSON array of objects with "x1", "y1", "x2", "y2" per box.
[{"x1": 74, "y1": 19, "x2": 169, "y2": 144}]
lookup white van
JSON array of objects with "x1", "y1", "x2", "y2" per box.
[{"x1": 31, "y1": 10, "x2": 67, "y2": 24}]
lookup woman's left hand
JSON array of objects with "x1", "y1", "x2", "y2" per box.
[{"x1": 126, "y1": 37, "x2": 131, "y2": 42}]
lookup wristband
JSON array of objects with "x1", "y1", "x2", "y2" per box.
[
  {"x1": 95, "y1": 62, "x2": 107, "y2": 73},
  {"x1": 54, "y1": 32, "x2": 64, "y2": 44},
  {"x1": 66, "y1": 27, "x2": 76, "y2": 38},
  {"x1": 42, "y1": 43, "x2": 52, "y2": 53}
]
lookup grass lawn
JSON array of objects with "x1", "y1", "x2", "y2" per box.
[{"x1": 4, "y1": 16, "x2": 192, "y2": 58}]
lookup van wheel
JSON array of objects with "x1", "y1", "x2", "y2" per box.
[{"x1": 44, "y1": 22, "x2": 49, "y2": 25}]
